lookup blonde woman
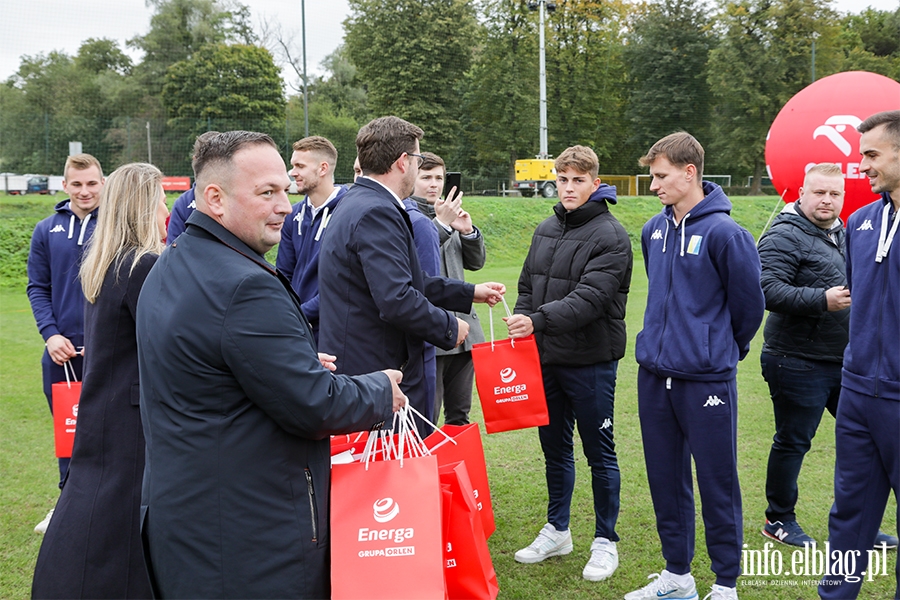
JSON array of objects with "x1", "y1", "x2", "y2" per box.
[{"x1": 33, "y1": 163, "x2": 167, "y2": 599}]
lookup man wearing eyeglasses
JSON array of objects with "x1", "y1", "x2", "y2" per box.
[{"x1": 318, "y1": 116, "x2": 505, "y2": 433}]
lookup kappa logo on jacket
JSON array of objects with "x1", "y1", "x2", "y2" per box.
[
  {"x1": 650, "y1": 229, "x2": 663, "y2": 240},
  {"x1": 703, "y1": 395, "x2": 725, "y2": 407},
  {"x1": 49, "y1": 224, "x2": 66, "y2": 233},
  {"x1": 856, "y1": 219, "x2": 874, "y2": 231},
  {"x1": 188, "y1": 200, "x2": 196, "y2": 209}
]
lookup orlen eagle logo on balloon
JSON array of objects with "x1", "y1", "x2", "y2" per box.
[
  {"x1": 765, "y1": 71, "x2": 900, "y2": 220},
  {"x1": 357, "y1": 498, "x2": 415, "y2": 558},
  {"x1": 494, "y1": 366, "x2": 529, "y2": 403}
]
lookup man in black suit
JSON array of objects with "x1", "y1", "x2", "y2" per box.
[
  {"x1": 136, "y1": 130, "x2": 405, "y2": 599},
  {"x1": 318, "y1": 116, "x2": 504, "y2": 431}
]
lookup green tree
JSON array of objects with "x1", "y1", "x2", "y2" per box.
[
  {"x1": 160, "y1": 43, "x2": 285, "y2": 174},
  {"x1": 707, "y1": 0, "x2": 842, "y2": 192},
  {"x1": 344, "y1": 0, "x2": 478, "y2": 159},
  {"x1": 0, "y1": 39, "x2": 142, "y2": 173},
  {"x1": 624, "y1": 0, "x2": 715, "y2": 159},
  {"x1": 130, "y1": 0, "x2": 257, "y2": 94},
  {"x1": 457, "y1": 0, "x2": 537, "y2": 184},
  {"x1": 837, "y1": 8, "x2": 900, "y2": 78},
  {"x1": 545, "y1": 0, "x2": 630, "y2": 172}
]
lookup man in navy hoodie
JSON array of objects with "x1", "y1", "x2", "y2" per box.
[
  {"x1": 27, "y1": 153, "x2": 104, "y2": 532},
  {"x1": 627, "y1": 133, "x2": 764, "y2": 600},
  {"x1": 276, "y1": 136, "x2": 347, "y2": 342},
  {"x1": 819, "y1": 110, "x2": 900, "y2": 599}
]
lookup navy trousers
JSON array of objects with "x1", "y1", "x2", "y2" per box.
[
  {"x1": 820, "y1": 388, "x2": 900, "y2": 599},
  {"x1": 637, "y1": 368, "x2": 742, "y2": 588},
  {"x1": 760, "y1": 352, "x2": 841, "y2": 523},
  {"x1": 434, "y1": 351, "x2": 475, "y2": 426},
  {"x1": 42, "y1": 349, "x2": 83, "y2": 488},
  {"x1": 538, "y1": 361, "x2": 620, "y2": 541}
]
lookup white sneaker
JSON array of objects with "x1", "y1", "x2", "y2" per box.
[
  {"x1": 624, "y1": 570, "x2": 699, "y2": 600},
  {"x1": 703, "y1": 584, "x2": 738, "y2": 600},
  {"x1": 34, "y1": 509, "x2": 54, "y2": 534},
  {"x1": 583, "y1": 537, "x2": 618, "y2": 581},
  {"x1": 514, "y1": 523, "x2": 573, "y2": 564}
]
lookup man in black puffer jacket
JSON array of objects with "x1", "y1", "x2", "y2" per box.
[
  {"x1": 506, "y1": 145, "x2": 632, "y2": 583},
  {"x1": 757, "y1": 163, "x2": 850, "y2": 546}
]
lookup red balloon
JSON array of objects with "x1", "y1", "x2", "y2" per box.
[{"x1": 765, "y1": 71, "x2": 900, "y2": 220}]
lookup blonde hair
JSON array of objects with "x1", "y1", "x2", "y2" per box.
[
  {"x1": 80, "y1": 163, "x2": 164, "y2": 303},
  {"x1": 64, "y1": 153, "x2": 103, "y2": 179},
  {"x1": 803, "y1": 162, "x2": 842, "y2": 185},
  {"x1": 556, "y1": 145, "x2": 600, "y2": 179}
]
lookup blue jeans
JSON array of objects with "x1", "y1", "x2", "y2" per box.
[
  {"x1": 538, "y1": 361, "x2": 620, "y2": 541},
  {"x1": 760, "y1": 353, "x2": 841, "y2": 523}
]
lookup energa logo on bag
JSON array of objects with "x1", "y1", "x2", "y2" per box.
[
  {"x1": 494, "y1": 366, "x2": 529, "y2": 403},
  {"x1": 66, "y1": 403, "x2": 79, "y2": 432},
  {"x1": 357, "y1": 497, "x2": 416, "y2": 557},
  {"x1": 372, "y1": 498, "x2": 400, "y2": 523}
]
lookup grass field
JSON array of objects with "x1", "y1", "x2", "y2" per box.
[{"x1": 0, "y1": 192, "x2": 895, "y2": 598}]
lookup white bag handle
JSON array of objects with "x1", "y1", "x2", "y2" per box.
[
  {"x1": 62, "y1": 360, "x2": 78, "y2": 388},
  {"x1": 360, "y1": 404, "x2": 457, "y2": 468},
  {"x1": 487, "y1": 296, "x2": 515, "y2": 351}
]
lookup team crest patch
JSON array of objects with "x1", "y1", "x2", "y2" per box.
[{"x1": 687, "y1": 235, "x2": 703, "y2": 255}]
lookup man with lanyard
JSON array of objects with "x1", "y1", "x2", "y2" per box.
[
  {"x1": 820, "y1": 110, "x2": 900, "y2": 599},
  {"x1": 277, "y1": 136, "x2": 347, "y2": 342}
]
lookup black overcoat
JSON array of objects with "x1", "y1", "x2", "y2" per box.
[
  {"x1": 136, "y1": 212, "x2": 393, "y2": 599},
  {"x1": 32, "y1": 252, "x2": 156, "y2": 599},
  {"x1": 318, "y1": 177, "x2": 474, "y2": 421}
]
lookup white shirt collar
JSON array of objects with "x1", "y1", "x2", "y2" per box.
[{"x1": 306, "y1": 186, "x2": 340, "y2": 217}]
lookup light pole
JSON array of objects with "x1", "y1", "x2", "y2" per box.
[
  {"x1": 146, "y1": 121, "x2": 152, "y2": 164},
  {"x1": 528, "y1": 1, "x2": 556, "y2": 160},
  {"x1": 302, "y1": 0, "x2": 309, "y2": 137},
  {"x1": 811, "y1": 31, "x2": 819, "y2": 83}
]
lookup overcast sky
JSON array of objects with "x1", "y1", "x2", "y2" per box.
[{"x1": 0, "y1": 0, "x2": 896, "y2": 86}]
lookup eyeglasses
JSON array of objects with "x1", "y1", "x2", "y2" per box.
[{"x1": 407, "y1": 152, "x2": 424, "y2": 166}]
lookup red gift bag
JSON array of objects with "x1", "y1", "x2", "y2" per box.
[
  {"x1": 52, "y1": 361, "x2": 81, "y2": 458},
  {"x1": 330, "y1": 431, "x2": 369, "y2": 456},
  {"x1": 424, "y1": 423, "x2": 495, "y2": 538},
  {"x1": 471, "y1": 303, "x2": 548, "y2": 433},
  {"x1": 439, "y1": 461, "x2": 499, "y2": 600},
  {"x1": 331, "y1": 454, "x2": 446, "y2": 599}
]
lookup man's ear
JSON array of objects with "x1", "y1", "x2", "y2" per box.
[
  {"x1": 395, "y1": 153, "x2": 410, "y2": 175},
  {"x1": 203, "y1": 184, "x2": 226, "y2": 217},
  {"x1": 684, "y1": 164, "x2": 697, "y2": 182}
]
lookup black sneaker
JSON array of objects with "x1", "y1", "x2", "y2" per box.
[
  {"x1": 762, "y1": 519, "x2": 815, "y2": 547},
  {"x1": 874, "y1": 530, "x2": 898, "y2": 550}
]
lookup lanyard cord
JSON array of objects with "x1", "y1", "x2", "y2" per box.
[{"x1": 876, "y1": 202, "x2": 900, "y2": 263}]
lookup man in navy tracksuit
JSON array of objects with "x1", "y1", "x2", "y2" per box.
[
  {"x1": 166, "y1": 185, "x2": 195, "y2": 245},
  {"x1": 276, "y1": 136, "x2": 347, "y2": 342},
  {"x1": 627, "y1": 133, "x2": 765, "y2": 600},
  {"x1": 820, "y1": 110, "x2": 900, "y2": 599},
  {"x1": 27, "y1": 154, "x2": 104, "y2": 532},
  {"x1": 402, "y1": 192, "x2": 441, "y2": 420}
]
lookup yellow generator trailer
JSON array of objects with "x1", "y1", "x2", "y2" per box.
[{"x1": 513, "y1": 159, "x2": 557, "y2": 198}]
